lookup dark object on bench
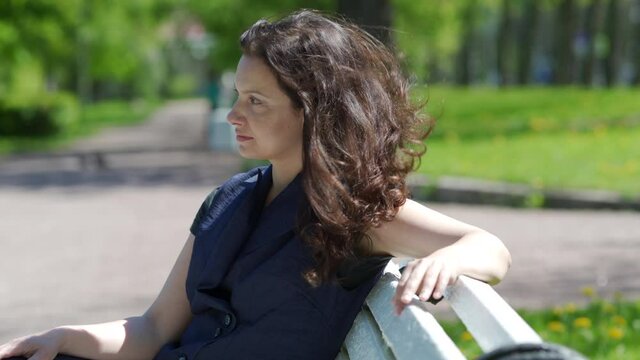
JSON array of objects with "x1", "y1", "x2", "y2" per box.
[{"x1": 478, "y1": 342, "x2": 587, "y2": 360}]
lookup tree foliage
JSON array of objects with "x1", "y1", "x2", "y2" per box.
[{"x1": 185, "y1": 0, "x2": 334, "y2": 73}]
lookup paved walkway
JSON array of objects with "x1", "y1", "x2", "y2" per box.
[{"x1": 1, "y1": 100, "x2": 638, "y2": 342}]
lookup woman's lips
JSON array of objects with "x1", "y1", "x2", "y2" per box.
[{"x1": 236, "y1": 134, "x2": 254, "y2": 142}]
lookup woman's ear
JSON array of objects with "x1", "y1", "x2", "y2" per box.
[{"x1": 298, "y1": 107, "x2": 306, "y2": 124}]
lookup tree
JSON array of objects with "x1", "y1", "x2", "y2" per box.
[
  {"x1": 603, "y1": 0, "x2": 621, "y2": 86},
  {"x1": 455, "y1": 0, "x2": 478, "y2": 85},
  {"x1": 632, "y1": 0, "x2": 640, "y2": 85},
  {"x1": 516, "y1": 0, "x2": 539, "y2": 85},
  {"x1": 553, "y1": 0, "x2": 577, "y2": 84},
  {"x1": 581, "y1": 0, "x2": 604, "y2": 86},
  {"x1": 337, "y1": 0, "x2": 393, "y2": 46},
  {"x1": 392, "y1": 0, "x2": 463, "y2": 83},
  {"x1": 185, "y1": 0, "x2": 334, "y2": 74},
  {"x1": 497, "y1": 0, "x2": 513, "y2": 86}
]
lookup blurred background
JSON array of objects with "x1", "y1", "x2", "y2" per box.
[
  {"x1": 1, "y1": 1, "x2": 639, "y2": 359},
  {"x1": 1, "y1": 0, "x2": 639, "y2": 194}
]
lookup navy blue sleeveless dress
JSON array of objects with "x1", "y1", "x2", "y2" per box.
[{"x1": 154, "y1": 165, "x2": 392, "y2": 360}]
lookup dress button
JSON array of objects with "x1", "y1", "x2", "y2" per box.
[
  {"x1": 214, "y1": 327, "x2": 222, "y2": 338},
  {"x1": 224, "y1": 314, "x2": 231, "y2": 326}
]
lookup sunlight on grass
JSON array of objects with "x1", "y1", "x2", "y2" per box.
[
  {"x1": 415, "y1": 87, "x2": 640, "y2": 197},
  {"x1": 419, "y1": 126, "x2": 640, "y2": 197},
  {"x1": 416, "y1": 86, "x2": 640, "y2": 140}
]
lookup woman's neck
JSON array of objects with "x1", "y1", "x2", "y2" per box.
[{"x1": 266, "y1": 159, "x2": 302, "y2": 205}]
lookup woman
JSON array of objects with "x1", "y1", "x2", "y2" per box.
[{"x1": 0, "y1": 10, "x2": 510, "y2": 360}]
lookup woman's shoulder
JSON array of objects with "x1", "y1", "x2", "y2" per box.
[
  {"x1": 190, "y1": 166, "x2": 269, "y2": 236},
  {"x1": 209, "y1": 165, "x2": 269, "y2": 198},
  {"x1": 199, "y1": 166, "x2": 266, "y2": 207},
  {"x1": 223, "y1": 165, "x2": 268, "y2": 188}
]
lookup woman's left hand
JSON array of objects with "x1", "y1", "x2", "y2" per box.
[{"x1": 392, "y1": 247, "x2": 460, "y2": 315}]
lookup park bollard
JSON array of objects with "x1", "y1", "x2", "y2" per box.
[{"x1": 208, "y1": 107, "x2": 236, "y2": 152}]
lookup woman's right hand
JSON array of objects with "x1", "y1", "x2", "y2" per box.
[{"x1": 0, "y1": 328, "x2": 65, "y2": 360}]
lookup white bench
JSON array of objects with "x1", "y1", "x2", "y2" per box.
[{"x1": 338, "y1": 260, "x2": 581, "y2": 360}]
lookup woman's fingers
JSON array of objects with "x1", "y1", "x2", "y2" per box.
[
  {"x1": 394, "y1": 261, "x2": 418, "y2": 315},
  {"x1": 393, "y1": 258, "x2": 458, "y2": 315},
  {"x1": 396, "y1": 259, "x2": 429, "y2": 304},
  {"x1": 28, "y1": 349, "x2": 55, "y2": 360},
  {"x1": 416, "y1": 260, "x2": 442, "y2": 301},
  {"x1": 431, "y1": 266, "x2": 451, "y2": 300},
  {"x1": 0, "y1": 338, "x2": 27, "y2": 358},
  {"x1": 394, "y1": 258, "x2": 438, "y2": 315},
  {"x1": 394, "y1": 261, "x2": 414, "y2": 307},
  {"x1": 0, "y1": 334, "x2": 57, "y2": 360}
]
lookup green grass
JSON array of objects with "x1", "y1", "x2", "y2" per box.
[
  {"x1": 415, "y1": 87, "x2": 640, "y2": 197},
  {"x1": 418, "y1": 86, "x2": 640, "y2": 140},
  {"x1": 440, "y1": 293, "x2": 640, "y2": 360},
  {"x1": 0, "y1": 99, "x2": 158, "y2": 155},
  {"x1": 419, "y1": 127, "x2": 640, "y2": 198}
]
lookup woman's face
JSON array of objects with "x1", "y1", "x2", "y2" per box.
[{"x1": 227, "y1": 55, "x2": 304, "y2": 165}]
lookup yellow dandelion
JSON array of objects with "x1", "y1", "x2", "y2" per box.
[
  {"x1": 580, "y1": 286, "x2": 596, "y2": 298},
  {"x1": 603, "y1": 302, "x2": 615, "y2": 313},
  {"x1": 593, "y1": 124, "x2": 607, "y2": 137},
  {"x1": 574, "y1": 317, "x2": 592, "y2": 329},
  {"x1": 607, "y1": 327, "x2": 624, "y2": 340},
  {"x1": 553, "y1": 306, "x2": 564, "y2": 316},
  {"x1": 461, "y1": 331, "x2": 473, "y2": 342},
  {"x1": 612, "y1": 316, "x2": 626, "y2": 326},
  {"x1": 548, "y1": 321, "x2": 565, "y2": 333},
  {"x1": 564, "y1": 303, "x2": 577, "y2": 313},
  {"x1": 529, "y1": 117, "x2": 553, "y2": 132}
]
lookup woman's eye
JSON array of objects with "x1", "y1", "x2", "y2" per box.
[{"x1": 249, "y1": 96, "x2": 262, "y2": 105}]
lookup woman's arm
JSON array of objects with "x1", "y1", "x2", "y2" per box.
[
  {"x1": 366, "y1": 199, "x2": 511, "y2": 315},
  {"x1": 0, "y1": 234, "x2": 195, "y2": 360}
]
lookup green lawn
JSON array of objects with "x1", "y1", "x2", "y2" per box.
[
  {"x1": 417, "y1": 86, "x2": 640, "y2": 140},
  {"x1": 415, "y1": 87, "x2": 640, "y2": 197},
  {"x1": 0, "y1": 100, "x2": 158, "y2": 155},
  {"x1": 441, "y1": 293, "x2": 640, "y2": 360}
]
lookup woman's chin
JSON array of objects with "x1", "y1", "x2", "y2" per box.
[{"x1": 237, "y1": 150, "x2": 267, "y2": 162}]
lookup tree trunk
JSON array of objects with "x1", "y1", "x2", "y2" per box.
[
  {"x1": 581, "y1": 0, "x2": 603, "y2": 86},
  {"x1": 337, "y1": 0, "x2": 393, "y2": 47},
  {"x1": 517, "y1": 0, "x2": 539, "y2": 85},
  {"x1": 497, "y1": 0, "x2": 512, "y2": 86},
  {"x1": 604, "y1": 0, "x2": 620, "y2": 86},
  {"x1": 553, "y1": 0, "x2": 576, "y2": 84},
  {"x1": 633, "y1": 0, "x2": 640, "y2": 85},
  {"x1": 456, "y1": 1, "x2": 476, "y2": 85}
]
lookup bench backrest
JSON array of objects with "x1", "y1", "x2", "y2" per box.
[{"x1": 338, "y1": 260, "x2": 542, "y2": 360}]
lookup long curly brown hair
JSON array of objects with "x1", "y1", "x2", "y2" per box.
[{"x1": 240, "y1": 10, "x2": 434, "y2": 287}]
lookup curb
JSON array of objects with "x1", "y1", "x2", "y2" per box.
[{"x1": 407, "y1": 174, "x2": 640, "y2": 211}]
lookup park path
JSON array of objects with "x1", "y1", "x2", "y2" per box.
[{"x1": 1, "y1": 99, "x2": 638, "y2": 342}]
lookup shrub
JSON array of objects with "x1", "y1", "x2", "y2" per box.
[{"x1": 0, "y1": 92, "x2": 80, "y2": 137}]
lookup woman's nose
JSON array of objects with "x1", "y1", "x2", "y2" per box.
[{"x1": 226, "y1": 103, "x2": 244, "y2": 126}]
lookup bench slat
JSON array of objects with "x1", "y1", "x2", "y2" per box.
[
  {"x1": 366, "y1": 272, "x2": 466, "y2": 360},
  {"x1": 445, "y1": 275, "x2": 542, "y2": 353},
  {"x1": 343, "y1": 307, "x2": 394, "y2": 360}
]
